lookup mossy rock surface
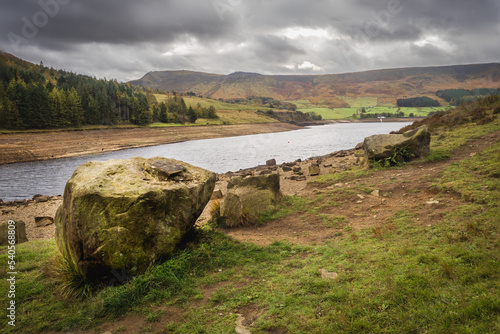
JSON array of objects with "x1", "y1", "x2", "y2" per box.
[
  {"x1": 55, "y1": 157, "x2": 215, "y2": 279},
  {"x1": 221, "y1": 173, "x2": 282, "y2": 227},
  {"x1": 363, "y1": 125, "x2": 431, "y2": 161}
]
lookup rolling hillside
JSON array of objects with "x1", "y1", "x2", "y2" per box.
[{"x1": 130, "y1": 64, "x2": 500, "y2": 108}]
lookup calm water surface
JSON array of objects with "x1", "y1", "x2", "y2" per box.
[{"x1": 0, "y1": 122, "x2": 410, "y2": 201}]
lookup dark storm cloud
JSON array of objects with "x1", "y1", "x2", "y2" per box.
[
  {"x1": 253, "y1": 35, "x2": 305, "y2": 63},
  {"x1": 1, "y1": 0, "x2": 234, "y2": 48},
  {"x1": 0, "y1": 0, "x2": 498, "y2": 81}
]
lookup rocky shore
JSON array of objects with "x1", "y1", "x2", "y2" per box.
[{"x1": 1, "y1": 145, "x2": 361, "y2": 242}]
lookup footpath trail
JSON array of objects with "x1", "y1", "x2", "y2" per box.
[{"x1": 0, "y1": 123, "x2": 300, "y2": 165}]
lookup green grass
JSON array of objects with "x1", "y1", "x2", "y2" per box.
[
  {"x1": 311, "y1": 165, "x2": 371, "y2": 185},
  {"x1": 338, "y1": 96, "x2": 380, "y2": 108},
  {"x1": 437, "y1": 142, "x2": 500, "y2": 205},
  {"x1": 427, "y1": 115, "x2": 500, "y2": 161}
]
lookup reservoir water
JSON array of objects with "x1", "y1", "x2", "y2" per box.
[{"x1": 0, "y1": 122, "x2": 410, "y2": 201}]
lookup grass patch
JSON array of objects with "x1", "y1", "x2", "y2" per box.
[
  {"x1": 258, "y1": 196, "x2": 308, "y2": 224},
  {"x1": 429, "y1": 116, "x2": 500, "y2": 159},
  {"x1": 311, "y1": 165, "x2": 371, "y2": 185},
  {"x1": 437, "y1": 141, "x2": 500, "y2": 204}
]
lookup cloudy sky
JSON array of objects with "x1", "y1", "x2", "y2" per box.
[{"x1": 1, "y1": 0, "x2": 499, "y2": 82}]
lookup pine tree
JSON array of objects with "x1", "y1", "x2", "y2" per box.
[
  {"x1": 187, "y1": 106, "x2": 197, "y2": 123},
  {"x1": 159, "y1": 102, "x2": 168, "y2": 123},
  {"x1": 67, "y1": 88, "x2": 84, "y2": 127}
]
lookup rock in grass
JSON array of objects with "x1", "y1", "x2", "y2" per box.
[
  {"x1": 221, "y1": 174, "x2": 282, "y2": 227},
  {"x1": 319, "y1": 269, "x2": 339, "y2": 280},
  {"x1": 55, "y1": 157, "x2": 215, "y2": 279},
  {"x1": 363, "y1": 125, "x2": 431, "y2": 164}
]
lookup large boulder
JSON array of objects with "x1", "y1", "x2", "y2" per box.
[
  {"x1": 221, "y1": 174, "x2": 282, "y2": 227},
  {"x1": 363, "y1": 125, "x2": 430, "y2": 165},
  {"x1": 55, "y1": 157, "x2": 216, "y2": 279},
  {"x1": 0, "y1": 221, "x2": 28, "y2": 246}
]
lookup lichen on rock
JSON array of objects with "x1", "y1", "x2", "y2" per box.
[{"x1": 55, "y1": 157, "x2": 215, "y2": 280}]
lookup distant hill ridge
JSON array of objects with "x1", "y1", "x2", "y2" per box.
[{"x1": 130, "y1": 63, "x2": 500, "y2": 107}]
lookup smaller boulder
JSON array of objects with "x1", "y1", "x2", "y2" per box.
[
  {"x1": 266, "y1": 159, "x2": 277, "y2": 166},
  {"x1": 309, "y1": 164, "x2": 320, "y2": 176},
  {"x1": 363, "y1": 125, "x2": 430, "y2": 166},
  {"x1": 35, "y1": 216, "x2": 55, "y2": 227},
  {"x1": 288, "y1": 175, "x2": 306, "y2": 181},
  {"x1": 33, "y1": 194, "x2": 51, "y2": 202},
  {"x1": 221, "y1": 174, "x2": 282, "y2": 227}
]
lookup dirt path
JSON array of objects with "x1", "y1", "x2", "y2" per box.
[{"x1": 0, "y1": 123, "x2": 301, "y2": 165}]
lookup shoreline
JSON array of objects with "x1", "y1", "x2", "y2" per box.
[
  {"x1": 0, "y1": 118, "x2": 420, "y2": 166},
  {"x1": 0, "y1": 122, "x2": 301, "y2": 166}
]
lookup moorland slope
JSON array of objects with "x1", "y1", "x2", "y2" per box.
[{"x1": 130, "y1": 63, "x2": 500, "y2": 107}]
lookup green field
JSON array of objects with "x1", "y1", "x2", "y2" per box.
[{"x1": 290, "y1": 99, "x2": 453, "y2": 120}]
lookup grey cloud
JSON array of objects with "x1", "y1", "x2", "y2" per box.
[
  {"x1": 0, "y1": 0, "x2": 498, "y2": 81},
  {"x1": 1, "y1": 0, "x2": 235, "y2": 49},
  {"x1": 254, "y1": 35, "x2": 305, "y2": 63}
]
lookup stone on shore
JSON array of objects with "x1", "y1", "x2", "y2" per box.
[
  {"x1": 33, "y1": 194, "x2": 51, "y2": 202},
  {"x1": 221, "y1": 174, "x2": 282, "y2": 227},
  {"x1": 55, "y1": 157, "x2": 216, "y2": 279},
  {"x1": 266, "y1": 159, "x2": 277, "y2": 166},
  {"x1": 362, "y1": 125, "x2": 430, "y2": 165},
  {"x1": 35, "y1": 216, "x2": 55, "y2": 227},
  {"x1": 309, "y1": 163, "x2": 320, "y2": 176}
]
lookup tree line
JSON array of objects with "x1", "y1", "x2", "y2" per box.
[
  {"x1": 225, "y1": 96, "x2": 298, "y2": 111},
  {"x1": 0, "y1": 60, "x2": 153, "y2": 129},
  {"x1": 151, "y1": 98, "x2": 218, "y2": 124},
  {"x1": 436, "y1": 88, "x2": 500, "y2": 106},
  {"x1": 359, "y1": 112, "x2": 405, "y2": 119},
  {"x1": 396, "y1": 96, "x2": 440, "y2": 107}
]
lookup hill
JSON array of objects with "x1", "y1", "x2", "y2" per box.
[{"x1": 130, "y1": 64, "x2": 500, "y2": 108}]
